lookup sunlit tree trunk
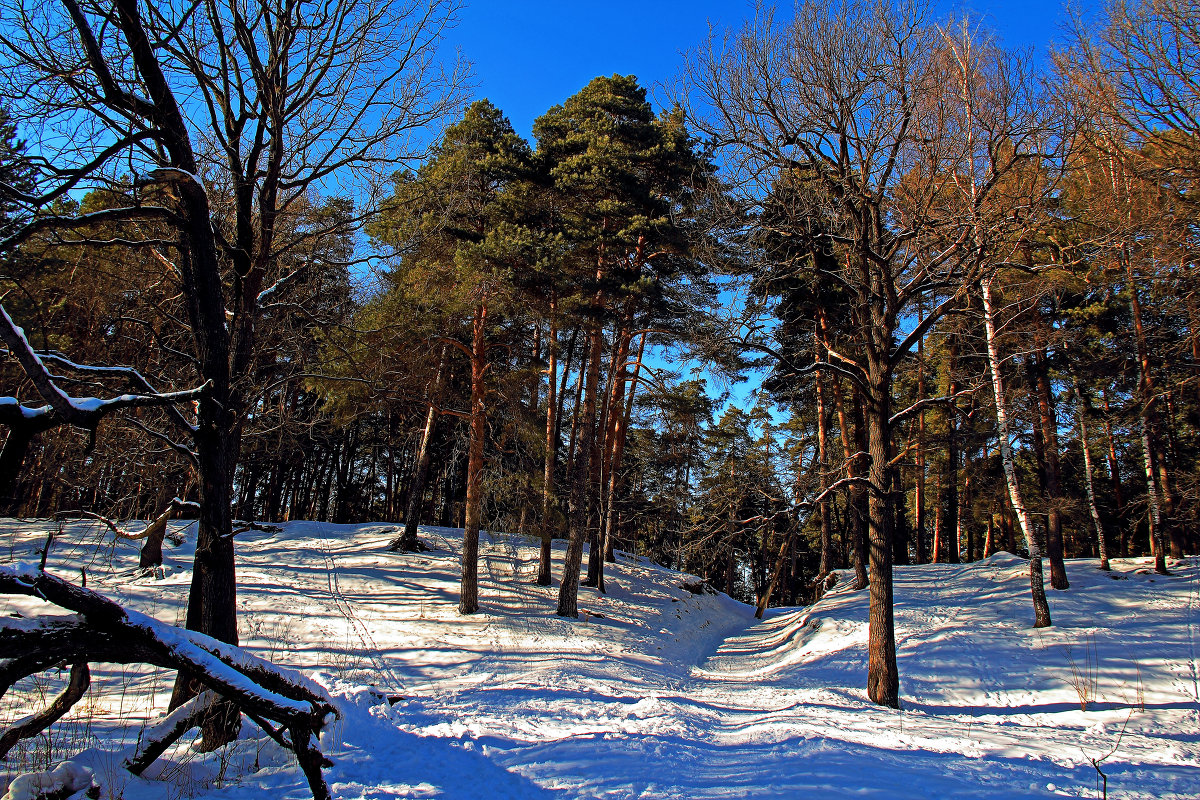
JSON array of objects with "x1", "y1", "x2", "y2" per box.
[
  {"x1": 982, "y1": 276, "x2": 1051, "y2": 628},
  {"x1": 459, "y1": 299, "x2": 489, "y2": 615},
  {"x1": 1074, "y1": 379, "x2": 1110, "y2": 570}
]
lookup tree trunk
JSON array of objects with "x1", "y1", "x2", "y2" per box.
[
  {"x1": 914, "y1": 333, "x2": 927, "y2": 565},
  {"x1": 821, "y1": 310, "x2": 867, "y2": 588},
  {"x1": 459, "y1": 301, "x2": 488, "y2": 615},
  {"x1": 173, "y1": 416, "x2": 242, "y2": 747},
  {"x1": 391, "y1": 346, "x2": 448, "y2": 552},
  {"x1": 1074, "y1": 379, "x2": 1110, "y2": 570},
  {"x1": 961, "y1": 461, "x2": 975, "y2": 562},
  {"x1": 557, "y1": 324, "x2": 601, "y2": 618},
  {"x1": 944, "y1": 337, "x2": 960, "y2": 564},
  {"x1": 865, "y1": 361, "x2": 898, "y2": 708},
  {"x1": 1127, "y1": 270, "x2": 1169, "y2": 574},
  {"x1": 1029, "y1": 348, "x2": 1068, "y2": 589},
  {"x1": 602, "y1": 330, "x2": 646, "y2": 565},
  {"x1": 584, "y1": 323, "x2": 612, "y2": 592},
  {"x1": 932, "y1": 483, "x2": 943, "y2": 564},
  {"x1": 982, "y1": 277, "x2": 1051, "y2": 628},
  {"x1": 815, "y1": 370, "x2": 836, "y2": 582},
  {"x1": 893, "y1": 475, "x2": 910, "y2": 566},
  {"x1": 537, "y1": 303, "x2": 559, "y2": 586}
]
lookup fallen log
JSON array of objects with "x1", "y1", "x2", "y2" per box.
[{"x1": 0, "y1": 565, "x2": 337, "y2": 800}]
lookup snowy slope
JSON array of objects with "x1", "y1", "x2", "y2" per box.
[{"x1": 1, "y1": 518, "x2": 1197, "y2": 799}]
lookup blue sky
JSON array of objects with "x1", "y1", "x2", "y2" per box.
[{"x1": 443, "y1": 0, "x2": 1080, "y2": 141}]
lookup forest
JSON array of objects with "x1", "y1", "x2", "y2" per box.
[{"x1": 0, "y1": 0, "x2": 1197, "y2": 786}]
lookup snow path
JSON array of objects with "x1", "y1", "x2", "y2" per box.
[
  {"x1": 2, "y1": 520, "x2": 1199, "y2": 799},
  {"x1": 1186, "y1": 562, "x2": 1200, "y2": 715}
]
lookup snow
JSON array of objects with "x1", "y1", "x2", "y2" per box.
[
  {"x1": 2, "y1": 761, "x2": 94, "y2": 800},
  {"x1": 0, "y1": 397, "x2": 51, "y2": 421},
  {"x1": 1, "y1": 518, "x2": 1198, "y2": 799},
  {"x1": 8, "y1": 561, "x2": 41, "y2": 582}
]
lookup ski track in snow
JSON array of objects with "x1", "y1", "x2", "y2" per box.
[
  {"x1": 317, "y1": 525, "x2": 404, "y2": 694},
  {"x1": 1182, "y1": 557, "x2": 1200, "y2": 732},
  {"x1": 2, "y1": 520, "x2": 1199, "y2": 799}
]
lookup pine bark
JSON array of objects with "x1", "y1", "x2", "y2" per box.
[
  {"x1": 459, "y1": 300, "x2": 489, "y2": 615},
  {"x1": 392, "y1": 346, "x2": 448, "y2": 552},
  {"x1": 557, "y1": 325, "x2": 601, "y2": 618}
]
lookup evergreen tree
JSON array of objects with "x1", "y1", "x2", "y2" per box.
[
  {"x1": 534, "y1": 75, "x2": 720, "y2": 614},
  {"x1": 372, "y1": 100, "x2": 535, "y2": 614}
]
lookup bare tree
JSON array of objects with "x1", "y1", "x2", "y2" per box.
[
  {"x1": 684, "y1": 1, "x2": 1056, "y2": 705},
  {"x1": 0, "y1": 0, "x2": 463, "y2": 743},
  {"x1": 1064, "y1": 0, "x2": 1200, "y2": 202}
]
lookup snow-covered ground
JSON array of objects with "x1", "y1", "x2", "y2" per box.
[{"x1": 2, "y1": 518, "x2": 1197, "y2": 799}]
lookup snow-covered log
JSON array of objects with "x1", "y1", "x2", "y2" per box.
[
  {"x1": 124, "y1": 690, "x2": 216, "y2": 775},
  {"x1": 0, "y1": 566, "x2": 336, "y2": 800}
]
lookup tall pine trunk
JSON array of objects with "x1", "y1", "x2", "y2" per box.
[
  {"x1": 391, "y1": 346, "x2": 448, "y2": 552},
  {"x1": 557, "y1": 324, "x2": 601, "y2": 617},
  {"x1": 459, "y1": 300, "x2": 489, "y2": 615}
]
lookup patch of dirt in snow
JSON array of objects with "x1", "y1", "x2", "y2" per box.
[{"x1": 2, "y1": 518, "x2": 1199, "y2": 800}]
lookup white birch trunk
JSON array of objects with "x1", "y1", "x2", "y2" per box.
[
  {"x1": 1074, "y1": 379, "x2": 1110, "y2": 570},
  {"x1": 982, "y1": 276, "x2": 1052, "y2": 627}
]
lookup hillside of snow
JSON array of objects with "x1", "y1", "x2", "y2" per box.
[{"x1": 1, "y1": 518, "x2": 1198, "y2": 799}]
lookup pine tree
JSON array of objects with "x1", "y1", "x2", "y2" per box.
[
  {"x1": 373, "y1": 100, "x2": 536, "y2": 614},
  {"x1": 535, "y1": 75, "x2": 719, "y2": 615}
]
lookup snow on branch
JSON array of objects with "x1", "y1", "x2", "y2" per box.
[
  {"x1": 0, "y1": 303, "x2": 208, "y2": 441},
  {"x1": 0, "y1": 566, "x2": 337, "y2": 800},
  {"x1": 888, "y1": 387, "x2": 977, "y2": 426},
  {"x1": 257, "y1": 264, "x2": 310, "y2": 306}
]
